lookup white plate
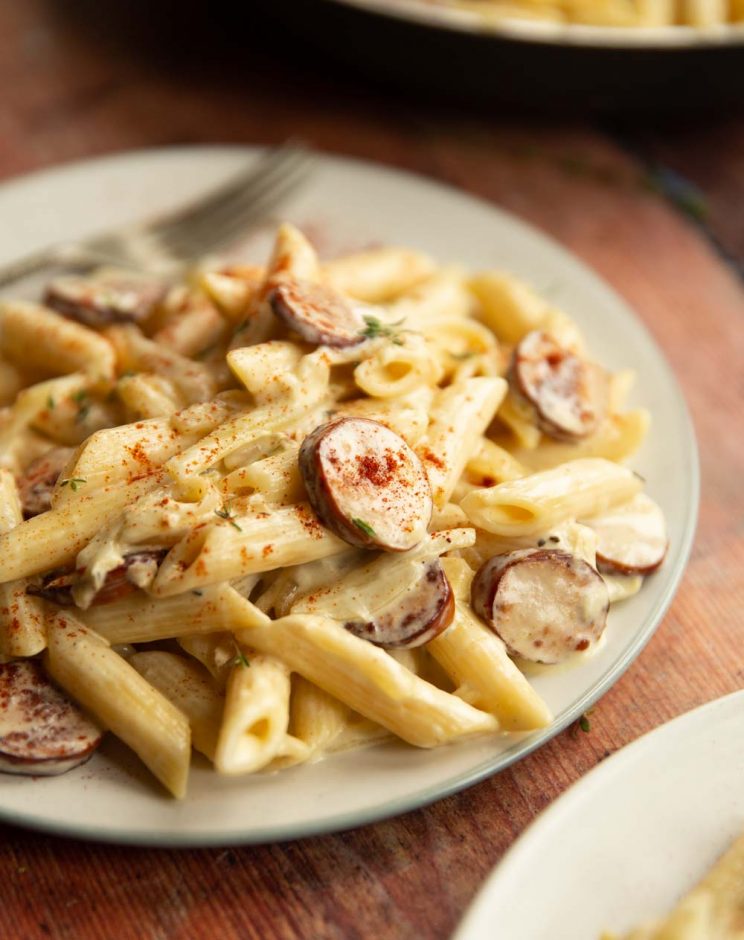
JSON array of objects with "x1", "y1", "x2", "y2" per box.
[
  {"x1": 333, "y1": 0, "x2": 744, "y2": 48},
  {"x1": 456, "y1": 690, "x2": 744, "y2": 940},
  {"x1": 0, "y1": 146, "x2": 698, "y2": 846}
]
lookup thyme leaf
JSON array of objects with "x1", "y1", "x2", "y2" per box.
[
  {"x1": 360, "y1": 315, "x2": 405, "y2": 343},
  {"x1": 60, "y1": 477, "x2": 87, "y2": 492},
  {"x1": 352, "y1": 517, "x2": 376, "y2": 538},
  {"x1": 215, "y1": 506, "x2": 242, "y2": 532}
]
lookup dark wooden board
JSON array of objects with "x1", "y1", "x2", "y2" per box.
[{"x1": 0, "y1": 3, "x2": 742, "y2": 937}]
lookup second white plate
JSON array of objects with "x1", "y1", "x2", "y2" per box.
[
  {"x1": 0, "y1": 146, "x2": 698, "y2": 845},
  {"x1": 456, "y1": 690, "x2": 744, "y2": 940}
]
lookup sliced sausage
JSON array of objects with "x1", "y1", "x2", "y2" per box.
[
  {"x1": 29, "y1": 550, "x2": 167, "y2": 607},
  {"x1": 344, "y1": 560, "x2": 454, "y2": 649},
  {"x1": 471, "y1": 548, "x2": 609, "y2": 664},
  {"x1": 584, "y1": 493, "x2": 667, "y2": 576},
  {"x1": 268, "y1": 278, "x2": 366, "y2": 347},
  {"x1": 0, "y1": 660, "x2": 102, "y2": 776},
  {"x1": 44, "y1": 273, "x2": 165, "y2": 327},
  {"x1": 299, "y1": 417, "x2": 433, "y2": 552},
  {"x1": 16, "y1": 447, "x2": 75, "y2": 518},
  {"x1": 510, "y1": 330, "x2": 607, "y2": 441}
]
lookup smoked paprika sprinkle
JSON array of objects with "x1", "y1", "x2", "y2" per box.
[{"x1": 298, "y1": 416, "x2": 433, "y2": 552}]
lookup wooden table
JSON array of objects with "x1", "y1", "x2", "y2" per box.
[{"x1": 1, "y1": 3, "x2": 743, "y2": 938}]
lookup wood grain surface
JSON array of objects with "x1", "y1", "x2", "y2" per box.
[{"x1": 1, "y1": 3, "x2": 743, "y2": 938}]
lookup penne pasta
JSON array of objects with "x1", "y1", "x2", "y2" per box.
[
  {"x1": 115, "y1": 373, "x2": 183, "y2": 419},
  {"x1": 214, "y1": 653, "x2": 303, "y2": 774},
  {"x1": 0, "y1": 473, "x2": 163, "y2": 581},
  {"x1": 106, "y1": 324, "x2": 217, "y2": 403},
  {"x1": 223, "y1": 588, "x2": 499, "y2": 748},
  {"x1": 0, "y1": 221, "x2": 668, "y2": 796},
  {"x1": 152, "y1": 292, "x2": 228, "y2": 358},
  {"x1": 514, "y1": 410, "x2": 651, "y2": 472},
  {"x1": 0, "y1": 470, "x2": 46, "y2": 658},
  {"x1": 416, "y1": 377, "x2": 507, "y2": 507},
  {"x1": 289, "y1": 675, "x2": 355, "y2": 754},
  {"x1": 469, "y1": 272, "x2": 549, "y2": 344},
  {"x1": 429, "y1": 558, "x2": 552, "y2": 730},
  {"x1": 461, "y1": 458, "x2": 642, "y2": 537},
  {"x1": 0, "y1": 301, "x2": 116, "y2": 380},
  {"x1": 129, "y1": 651, "x2": 224, "y2": 761},
  {"x1": 81, "y1": 584, "x2": 233, "y2": 644},
  {"x1": 152, "y1": 502, "x2": 349, "y2": 595},
  {"x1": 354, "y1": 332, "x2": 444, "y2": 399},
  {"x1": 45, "y1": 612, "x2": 191, "y2": 798},
  {"x1": 323, "y1": 245, "x2": 435, "y2": 302},
  {"x1": 387, "y1": 268, "x2": 473, "y2": 329},
  {"x1": 223, "y1": 443, "x2": 304, "y2": 504}
]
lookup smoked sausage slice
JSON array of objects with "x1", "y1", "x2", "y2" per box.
[
  {"x1": 30, "y1": 550, "x2": 166, "y2": 607},
  {"x1": 299, "y1": 417, "x2": 433, "y2": 552},
  {"x1": 0, "y1": 660, "x2": 102, "y2": 776},
  {"x1": 44, "y1": 272, "x2": 165, "y2": 327},
  {"x1": 16, "y1": 447, "x2": 75, "y2": 518},
  {"x1": 471, "y1": 548, "x2": 609, "y2": 664},
  {"x1": 344, "y1": 560, "x2": 454, "y2": 649},
  {"x1": 510, "y1": 330, "x2": 607, "y2": 441},
  {"x1": 584, "y1": 493, "x2": 667, "y2": 576},
  {"x1": 268, "y1": 278, "x2": 366, "y2": 347}
]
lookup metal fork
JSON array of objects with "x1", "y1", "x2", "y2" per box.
[{"x1": 0, "y1": 144, "x2": 313, "y2": 288}]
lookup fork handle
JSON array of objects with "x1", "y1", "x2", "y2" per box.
[
  {"x1": 0, "y1": 243, "x2": 94, "y2": 290},
  {"x1": 0, "y1": 245, "x2": 69, "y2": 290}
]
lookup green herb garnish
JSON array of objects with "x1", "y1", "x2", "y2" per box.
[
  {"x1": 46, "y1": 395, "x2": 55, "y2": 410},
  {"x1": 579, "y1": 714, "x2": 591, "y2": 733},
  {"x1": 233, "y1": 650, "x2": 250, "y2": 668},
  {"x1": 352, "y1": 518, "x2": 376, "y2": 538},
  {"x1": 60, "y1": 477, "x2": 87, "y2": 492},
  {"x1": 72, "y1": 390, "x2": 91, "y2": 424},
  {"x1": 360, "y1": 315, "x2": 405, "y2": 344},
  {"x1": 215, "y1": 507, "x2": 242, "y2": 532}
]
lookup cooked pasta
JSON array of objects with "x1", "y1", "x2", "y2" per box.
[
  {"x1": 424, "y1": 0, "x2": 742, "y2": 26},
  {"x1": 0, "y1": 221, "x2": 666, "y2": 797}
]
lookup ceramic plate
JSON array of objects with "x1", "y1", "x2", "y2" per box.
[
  {"x1": 0, "y1": 146, "x2": 698, "y2": 845},
  {"x1": 331, "y1": 0, "x2": 744, "y2": 47},
  {"x1": 456, "y1": 690, "x2": 744, "y2": 940}
]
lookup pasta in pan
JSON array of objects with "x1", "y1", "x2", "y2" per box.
[
  {"x1": 421, "y1": 0, "x2": 743, "y2": 27},
  {"x1": 0, "y1": 222, "x2": 667, "y2": 796}
]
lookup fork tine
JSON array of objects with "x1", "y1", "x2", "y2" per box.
[
  {"x1": 154, "y1": 151, "x2": 310, "y2": 252},
  {"x1": 148, "y1": 145, "x2": 309, "y2": 243},
  {"x1": 0, "y1": 144, "x2": 314, "y2": 289},
  {"x1": 154, "y1": 154, "x2": 312, "y2": 259},
  {"x1": 154, "y1": 163, "x2": 311, "y2": 260}
]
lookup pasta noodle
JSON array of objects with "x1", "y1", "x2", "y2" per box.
[
  {"x1": 429, "y1": 0, "x2": 740, "y2": 25},
  {"x1": 0, "y1": 221, "x2": 665, "y2": 796}
]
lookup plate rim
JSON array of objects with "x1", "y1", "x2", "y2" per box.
[
  {"x1": 453, "y1": 688, "x2": 744, "y2": 939},
  {"x1": 0, "y1": 144, "x2": 700, "y2": 847},
  {"x1": 326, "y1": 0, "x2": 744, "y2": 48}
]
